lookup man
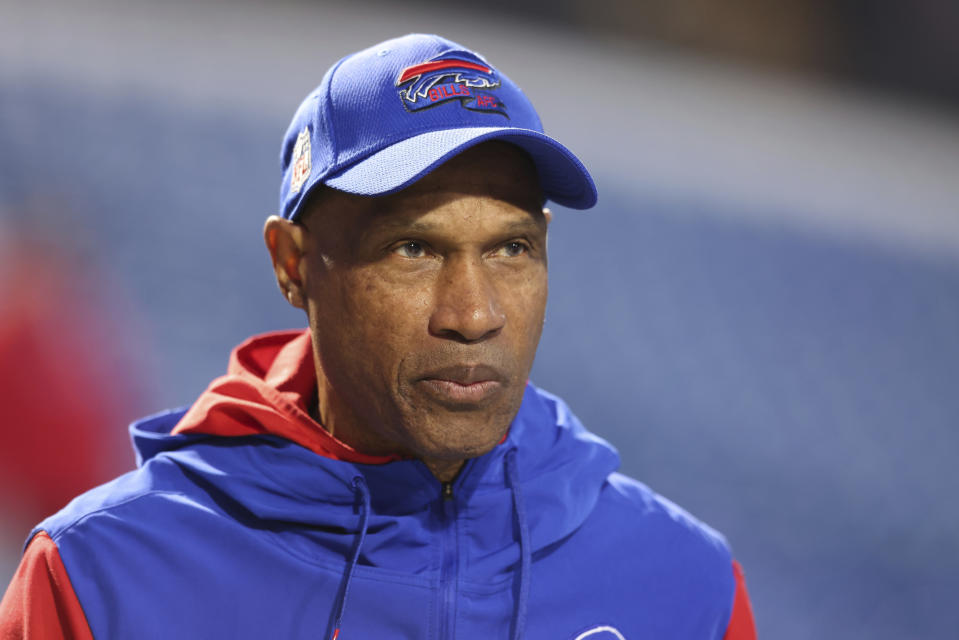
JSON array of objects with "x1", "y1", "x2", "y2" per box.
[{"x1": 1, "y1": 34, "x2": 756, "y2": 638}]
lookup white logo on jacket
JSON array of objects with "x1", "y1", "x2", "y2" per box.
[{"x1": 572, "y1": 625, "x2": 626, "y2": 640}]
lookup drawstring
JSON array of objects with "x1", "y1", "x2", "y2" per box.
[
  {"x1": 505, "y1": 449, "x2": 531, "y2": 640},
  {"x1": 329, "y1": 476, "x2": 370, "y2": 640},
  {"x1": 329, "y1": 462, "x2": 528, "y2": 639}
]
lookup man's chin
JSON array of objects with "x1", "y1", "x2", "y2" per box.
[{"x1": 409, "y1": 418, "x2": 511, "y2": 465}]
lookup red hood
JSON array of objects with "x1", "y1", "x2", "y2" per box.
[{"x1": 172, "y1": 329, "x2": 400, "y2": 464}]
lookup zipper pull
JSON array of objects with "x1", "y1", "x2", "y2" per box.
[{"x1": 442, "y1": 481, "x2": 454, "y2": 500}]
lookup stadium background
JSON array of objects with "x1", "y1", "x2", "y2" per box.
[{"x1": 2, "y1": 0, "x2": 958, "y2": 637}]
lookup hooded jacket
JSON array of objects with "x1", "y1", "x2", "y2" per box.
[{"x1": 1, "y1": 330, "x2": 755, "y2": 639}]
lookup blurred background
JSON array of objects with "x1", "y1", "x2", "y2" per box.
[{"x1": 2, "y1": 0, "x2": 957, "y2": 636}]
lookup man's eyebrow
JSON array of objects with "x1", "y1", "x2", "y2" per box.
[
  {"x1": 502, "y1": 218, "x2": 546, "y2": 234},
  {"x1": 368, "y1": 218, "x2": 440, "y2": 234}
]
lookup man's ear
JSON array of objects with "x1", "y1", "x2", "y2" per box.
[
  {"x1": 264, "y1": 215, "x2": 308, "y2": 309},
  {"x1": 543, "y1": 207, "x2": 553, "y2": 225}
]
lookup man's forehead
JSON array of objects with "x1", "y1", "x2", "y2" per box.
[{"x1": 365, "y1": 210, "x2": 545, "y2": 236}]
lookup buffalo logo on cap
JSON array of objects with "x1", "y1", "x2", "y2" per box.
[{"x1": 396, "y1": 51, "x2": 507, "y2": 117}]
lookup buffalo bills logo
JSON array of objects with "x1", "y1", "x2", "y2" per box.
[
  {"x1": 571, "y1": 626, "x2": 626, "y2": 640},
  {"x1": 396, "y1": 52, "x2": 507, "y2": 117}
]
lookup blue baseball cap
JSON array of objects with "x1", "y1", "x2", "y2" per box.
[{"x1": 279, "y1": 34, "x2": 597, "y2": 220}]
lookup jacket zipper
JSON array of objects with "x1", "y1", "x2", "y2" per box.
[{"x1": 438, "y1": 481, "x2": 457, "y2": 640}]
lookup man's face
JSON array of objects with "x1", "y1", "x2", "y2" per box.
[{"x1": 299, "y1": 143, "x2": 549, "y2": 474}]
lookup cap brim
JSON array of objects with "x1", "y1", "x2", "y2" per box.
[{"x1": 324, "y1": 127, "x2": 597, "y2": 210}]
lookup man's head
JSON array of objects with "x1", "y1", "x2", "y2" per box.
[{"x1": 264, "y1": 34, "x2": 596, "y2": 480}]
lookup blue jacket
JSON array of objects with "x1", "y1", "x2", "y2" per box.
[{"x1": 22, "y1": 331, "x2": 751, "y2": 639}]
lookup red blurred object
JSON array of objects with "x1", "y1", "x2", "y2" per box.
[{"x1": 0, "y1": 231, "x2": 136, "y2": 523}]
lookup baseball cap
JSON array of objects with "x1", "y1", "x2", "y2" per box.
[{"x1": 279, "y1": 33, "x2": 597, "y2": 220}]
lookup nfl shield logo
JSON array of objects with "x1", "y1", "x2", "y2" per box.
[{"x1": 289, "y1": 126, "x2": 311, "y2": 195}]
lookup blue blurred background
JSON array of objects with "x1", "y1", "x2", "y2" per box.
[{"x1": 2, "y1": 1, "x2": 958, "y2": 637}]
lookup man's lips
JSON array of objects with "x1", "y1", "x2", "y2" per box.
[{"x1": 418, "y1": 364, "x2": 505, "y2": 405}]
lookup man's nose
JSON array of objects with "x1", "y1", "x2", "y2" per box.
[{"x1": 428, "y1": 255, "x2": 506, "y2": 343}]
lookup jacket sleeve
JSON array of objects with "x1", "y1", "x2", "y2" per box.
[
  {"x1": 0, "y1": 531, "x2": 93, "y2": 640},
  {"x1": 723, "y1": 560, "x2": 757, "y2": 640}
]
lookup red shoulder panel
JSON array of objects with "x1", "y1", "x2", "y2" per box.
[
  {"x1": 723, "y1": 559, "x2": 758, "y2": 639},
  {"x1": 0, "y1": 531, "x2": 93, "y2": 640}
]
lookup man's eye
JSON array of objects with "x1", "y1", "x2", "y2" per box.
[
  {"x1": 498, "y1": 241, "x2": 528, "y2": 257},
  {"x1": 394, "y1": 241, "x2": 426, "y2": 258}
]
